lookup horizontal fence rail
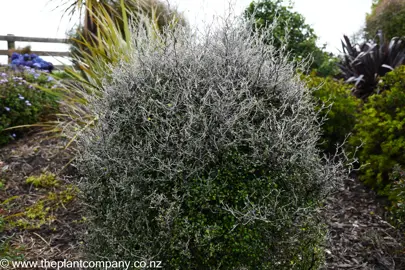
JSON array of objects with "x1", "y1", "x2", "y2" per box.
[{"x1": 0, "y1": 34, "x2": 71, "y2": 69}]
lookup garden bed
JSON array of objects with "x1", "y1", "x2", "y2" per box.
[
  {"x1": 1, "y1": 130, "x2": 405, "y2": 268},
  {"x1": 0, "y1": 130, "x2": 83, "y2": 261}
]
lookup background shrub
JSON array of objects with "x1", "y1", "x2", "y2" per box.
[
  {"x1": 77, "y1": 16, "x2": 349, "y2": 269},
  {"x1": 349, "y1": 66, "x2": 405, "y2": 189},
  {"x1": 381, "y1": 165, "x2": 405, "y2": 230},
  {"x1": 303, "y1": 73, "x2": 360, "y2": 155},
  {"x1": 0, "y1": 68, "x2": 59, "y2": 145}
]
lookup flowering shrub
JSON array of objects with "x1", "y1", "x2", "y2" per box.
[
  {"x1": 0, "y1": 68, "x2": 59, "y2": 145},
  {"x1": 10, "y1": 53, "x2": 54, "y2": 72},
  {"x1": 77, "y1": 17, "x2": 350, "y2": 268}
]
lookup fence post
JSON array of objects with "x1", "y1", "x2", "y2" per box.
[{"x1": 7, "y1": 34, "x2": 15, "y2": 64}]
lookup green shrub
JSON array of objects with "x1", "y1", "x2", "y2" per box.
[
  {"x1": 381, "y1": 165, "x2": 405, "y2": 229},
  {"x1": 77, "y1": 16, "x2": 349, "y2": 269},
  {"x1": 349, "y1": 66, "x2": 405, "y2": 189},
  {"x1": 0, "y1": 68, "x2": 59, "y2": 145},
  {"x1": 303, "y1": 73, "x2": 360, "y2": 154}
]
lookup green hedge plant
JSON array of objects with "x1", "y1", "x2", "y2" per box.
[
  {"x1": 77, "y1": 16, "x2": 350, "y2": 269},
  {"x1": 303, "y1": 73, "x2": 360, "y2": 155},
  {"x1": 381, "y1": 165, "x2": 405, "y2": 229},
  {"x1": 349, "y1": 66, "x2": 405, "y2": 189}
]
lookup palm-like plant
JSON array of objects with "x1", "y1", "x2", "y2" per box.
[{"x1": 339, "y1": 30, "x2": 405, "y2": 100}]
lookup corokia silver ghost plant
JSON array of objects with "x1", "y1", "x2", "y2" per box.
[{"x1": 77, "y1": 12, "x2": 350, "y2": 269}]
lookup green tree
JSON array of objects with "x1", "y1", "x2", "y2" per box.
[
  {"x1": 365, "y1": 0, "x2": 405, "y2": 40},
  {"x1": 244, "y1": 0, "x2": 337, "y2": 76}
]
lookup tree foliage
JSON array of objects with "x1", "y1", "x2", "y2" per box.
[
  {"x1": 244, "y1": 0, "x2": 336, "y2": 75},
  {"x1": 365, "y1": 0, "x2": 405, "y2": 40}
]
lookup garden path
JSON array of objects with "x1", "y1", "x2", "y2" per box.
[{"x1": 321, "y1": 176, "x2": 405, "y2": 269}]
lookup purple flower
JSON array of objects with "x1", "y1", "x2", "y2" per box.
[
  {"x1": 11, "y1": 133, "x2": 16, "y2": 138},
  {"x1": 5, "y1": 107, "x2": 10, "y2": 111},
  {"x1": 1, "y1": 73, "x2": 6, "y2": 77},
  {"x1": 47, "y1": 76, "x2": 53, "y2": 82},
  {"x1": 25, "y1": 100, "x2": 32, "y2": 106},
  {"x1": 18, "y1": 94, "x2": 24, "y2": 100}
]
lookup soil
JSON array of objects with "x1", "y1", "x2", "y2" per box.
[{"x1": 0, "y1": 130, "x2": 83, "y2": 262}]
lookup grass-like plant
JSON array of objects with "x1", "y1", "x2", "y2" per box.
[
  {"x1": 76, "y1": 13, "x2": 351, "y2": 268},
  {"x1": 43, "y1": 0, "x2": 183, "y2": 150}
]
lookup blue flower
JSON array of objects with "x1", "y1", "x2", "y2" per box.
[
  {"x1": 25, "y1": 100, "x2": 32, "y2": 106},
  {"x1": 47, "y1": 76, "x2": 53, "y2": 82},
  {"x1": 5, "y1": 107, "x2": 10, "y2": 111},
  {"x1": 11, "y1": 52, "x2": 19, "y2": 60},
  {"x1": 18, "y1": 94, "x2": 24, "y2": 100},
  {"x1": 11, "y1": 133, "x2": 16, "y2": 138}
]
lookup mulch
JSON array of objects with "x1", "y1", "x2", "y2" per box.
[{"x1": 321, "y1": 176, "x2": 405, "y2": 269}]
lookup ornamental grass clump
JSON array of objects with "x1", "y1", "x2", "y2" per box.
[{"x1": 77, "y1": 15, "x2": 350, "y2": 269}]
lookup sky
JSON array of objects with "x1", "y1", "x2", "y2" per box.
[{"x1": 0, "y1": 0, "x2": 373, "y2": 65}]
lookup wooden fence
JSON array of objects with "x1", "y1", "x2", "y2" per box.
[{"x1": 0, "y1": 34, "x2": 71, "y2": 69}]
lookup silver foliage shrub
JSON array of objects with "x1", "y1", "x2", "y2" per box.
[{"x1": 77, "y1": 15, "x2": 349, "y2": 269}]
